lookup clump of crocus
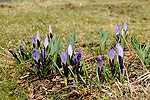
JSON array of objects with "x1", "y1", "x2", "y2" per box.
[
  {"x1": 116, "y1": 24, "x2": 120, "y2": 40},
  {"x1": 31, "y1": 49, "x2": 40, "y2": 65},
  {"x1": 97, "y1": 55, "x2": 103, "y2": 85},
  {"x1": 68, "y1": 45, "x2": 73, "y2": 64},
  {"x1": 44, "y1": 36, "x2": 48, "y2": 50},
  {"x1": 36, "y1": 31, "x2": 40, "y2": 47},
  {"x1": 108, "y1": 49, "x2": 115, "y2": 68},
  {"x1": 49, "y1": 25, "x2": 53, "y2": 39},
  {"x1": 19, "y1": 43, "x2": 24, "y2": 60},
  {"x1": 73, "y1": 50, "x2": 81, "y2": 75},
  {"x1": 61, "y1": 51, "x2": 68, "y2": 77},
  {"x1": 32, "y1": 35, "x2": 36, "y2": 48},
  {"x1": 9, "y1": 49, "x2": 21, "y2": 63},
  {"x1": 115, "y1": 43, "x2": 123, "y2": 75}
]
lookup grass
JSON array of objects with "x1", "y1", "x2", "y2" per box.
[{"x1": 0, "y1": 0, "x2": 150, "y2": 99}]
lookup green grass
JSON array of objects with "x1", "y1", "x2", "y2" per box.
[{"x1": 0, "y1": 0, "x2": 150, "y2": 99}]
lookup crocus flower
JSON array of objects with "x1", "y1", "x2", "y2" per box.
[
  {"x1": 44, "y1": 36, "x2": 48, "y2": 50},
  {"x1": 61, "y1": 51, "x2": 68, "y2": 77},
  {"x1": 41, "y1": 50, "x2": 46, "y2": 65},
  {"x1": 115, "y1": 43, "x2": 123, "y2": 74},
  {"x1": 36, "y1": 31, "x2": 40, "y2": 47},
  {"x1": 97, "y1": 55, "x2": 103, "y2": 85},
  {"x1": 19, "y1": 43, "x2": 24, "y2": 59},
  {"x1": 35, "y1": 64, "x2": 39, "y2": 74},
  {"x1": 108, "y1": 49, "x2": 115, "y2": 67},
  {"x1": 32, "y1": 49, "x2": 40, "y2": 64},
  {"x1": 61, "y1": 51, "x2": 68, "y2": 67},
  {"x1": 116, "y1": 24, "x2": 120, "y2": 38},
  {"x1": 123, "y1": 22, "x2": 127, "y2": 33},
  {"x1": 32, "y1": 35, "x2": 35, "y2": 48},
  {"x1": 49, "y1": 25, "x2": 53, "y2": 39},
  {"x1": 68, "y1": 45, "x2": 73, "y2": 64},
  {"x1": 9, "y1": 49, "x2": 21, "y2": 63},
  {"x1": 73, "y1": 50, "x2": 81, "y2": 74}
]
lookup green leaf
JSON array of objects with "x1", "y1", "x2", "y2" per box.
[
  {"x1": 143, "y1": 42, "x2": 150, "y2": 60},
  {"x1": 145, "y1": 54, "x2": 150, "y2": 65},
  {"x1": 23, "y1": 66, "x2": 36, "y2": 75}
]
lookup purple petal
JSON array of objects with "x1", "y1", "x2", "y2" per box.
[
  {"x1": 108, "y1": 49, "x2": 115, "y2": 63},
  {"x1": 116, "y1": 24, "x2": 120, "y2": 37},
  {"x1": 44, "y1": 36, "x2": 49, "y2": 49},
  {"x1": 32, "y1": 35, "x2": 35, "y2": 48},
  {"x1": 61, "y1": 51, "x2": 68, "y2": 67},
  {"x1": 75, "y1": 50, "x2": 81, "y2": 62},
  {"x1": 36, "y1": 31, "x2": 40, "y2": 41},
  {"x1": 41, "y1": 50, "x2": 45, "y2": 65},
  {"x1": 97, "y1": 55, "x2": 103, "y2": 76},
  {"x1": 115, "y1": 43, "x2": 123, "y2": 58},
  {"x1": 35, "y1": 64, "x2": 39, "y2": 74},
  {"x1": 123, "y1": 22, "x2": 127, "y2": 32},
  {"x1": 36, "y1": 31, "x2": 40, "y2": 47},
  {"x1": 32, "y1": 49, "x2": 40, "y2": 63},
  {"x1": 19, "y1": 43, "x2": 23, "y2": 52},
  {"x1": 68, "y1": 45, "x2": 73, "y2": 59},
  {"x1": 49, "y1": 25, "x2": 53, "y2": 39},
  {"x1": 9, "y1": 49, "x2": 17, "y2": 59}
]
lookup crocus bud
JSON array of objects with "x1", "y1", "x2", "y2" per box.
[
  {"x1": 73, "y1": 50, "x2": 81, "y2": 74},
  {"x1": 97, "y1": 55, "x2": 103, "y2": 85},
  {"x1": 9, "y1": 49, "x2": 21, "y2": 63},
  {"x1": 115, "y1": 43, "x2": 123, "y2": 74},
  {"x1": 123, "y1": 22, "x2": 127, "y2": 33},
  {"x1": 19, "y1": 43, "x2": 24, "y2": 59},
  {"x1": 49, "y1": 25, "x2": 53, "y2": 39},
  {"x1": 108, "y1": 49, "x2": 115, "y2": 67},
  {"x1": 32, "y1": 35, "x2": 35, "y2": 48},
  {"x1": 61, "y1": 51, "x2": 68, "y2": 68},
  {"x1": 36, "y1": 31, "x2": 40, "y2": 47},
  {"x1": 35, "y1": 64, "x2": 39, "y2": 74},
  {"x1": 61, "y1": 51, "x2": 68, "y2": 77},
  {"x1": 68, "y1": 45, "x2": 73, "y2": 64},
  {"x1": 44, "y1": 36, "x2": 48, "y2": 50},
  {"x1": 32, "y1": 49, "x2": 40, "y2": 64},
  {"x1": 116, "y1": 24, "x2": 120, "y2": 38},
  {"x1": 41, "y1": 50, "x2": 46, "y2": 65}
]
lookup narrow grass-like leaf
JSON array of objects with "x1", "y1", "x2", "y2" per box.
[{"x1": 68, "y1": 65, "x2": 77, "y2": 82}]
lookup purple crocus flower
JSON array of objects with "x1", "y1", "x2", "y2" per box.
[
  {"x1": 123, "y1": 22, "x2": 127, "y2": 33},
  {"x1": 115, "y1": 43, "x2": 123, "y2": 74},
  {"x1": 61, "y1": 51, "x2": 68, "y2": 67},
  {"x1": 36, "y1": 31, "x2": 40, "y2": 47},
  {"x1": 44, "y1": 36, "x2": 48, "y2": 50},
  {"x1": 41, "y1": 50, "x2": 46, "y2": 65},
  {"x1": 49, "y1": 25, "x2": 53, "y2": 39},
  {"x1": 68, "y1": 45, "x2": 73, "y2": 64},
  {"x1": 9, "y1": 49, "x2": 21, "y2": 63},
  {"x1": 32, "y1": 35, "x2": 36, "y2": 48},
  {"x1": 108, "y1": 49, "x2": 115, "y2": 67},
  {"x1": 97, "y1": 55, "x2": 103, "y2": 85},
  {"x1": 35, "y1": 64, "x2": 39, "y2": 74},
  {"x1": 19, "y1": 43, "x2": 24, "y2": 59},
  {"x1": 61, "y1": 51, "x2": 68, "y2": 77},
  {"x1": 32, "y1": 49, "x2": 40, "y2": 63},
  {"x1": 73, "y1": 50, "x2": 81, "y2": 74},
  {"x1": 116, "y1": 24, "x2": 120, "y2": 38}
]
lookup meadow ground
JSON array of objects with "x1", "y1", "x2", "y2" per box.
[{"x1": 0, "y1": 0, "x2": 150, "y2": 99}]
